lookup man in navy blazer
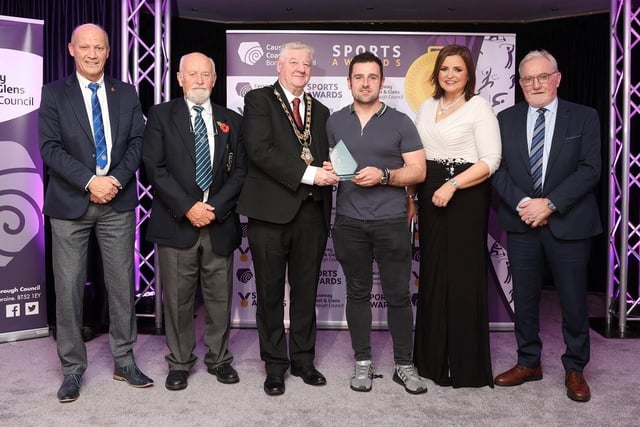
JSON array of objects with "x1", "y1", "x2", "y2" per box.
[
  {"x1": 39, "y1": 23, "x2": 153, "y2": 403},
  {"x1": 143, "y1": 52, "x2": 247, "y2": 391},
  {"x1": 492, "y1": 50, "x2": 602, "y2": 402}
]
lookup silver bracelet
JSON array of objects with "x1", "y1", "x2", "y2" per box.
[{"x1": 448, "y1": 178, "x2": 458, "y2": 189}]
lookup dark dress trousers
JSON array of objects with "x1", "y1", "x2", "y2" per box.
[
  {"x1": 237, "y1": 82, "x2": 332, "y2": 376},
  {"x1": 143, "y1": 98, "x2": 247, "y2": 370},
  {"x1": 492, "y1": 99, "x2": 602, "y2": 372}
]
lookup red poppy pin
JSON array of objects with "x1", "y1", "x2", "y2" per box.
[{"x1": 216, "y1": 121, "x2": 230, "y2": 133}]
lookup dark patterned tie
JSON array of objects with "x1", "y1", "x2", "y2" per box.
[
  {"x1": 193, "y1": 105, "x2": 212, "y2": 191},
  {"x1": 292, "y1": 97, "x2": 303, "y2": 130},
  {"x1": 529, "y1": 108, "x2": 546, "y2": 197},
  {"x1": 88, "y1": 83, "x2": 107, "y2": 168}
]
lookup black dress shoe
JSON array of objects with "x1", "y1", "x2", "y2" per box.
[
  {"x1": 291, "y1": 365, "x2": 327, "y2": 386},
  {"x1": 208, "y1": 363, "x2": 239, "y2": 384},
  {"x1": 113, "y1": 364, "x2": 154, "y2": 388},
  {"x1": 263, "y1": 375, "x2": 285, "y2": 396},
  {"x1": 165, "y1": 370, "x2": 189, "y2": 391},
  {"x1": 57, "y1": 374, "x2": 81, "y2": 403}
]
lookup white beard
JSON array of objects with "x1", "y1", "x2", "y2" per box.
[{"x1": 186, "y1": 87, "x2": 211, "y2": 105}]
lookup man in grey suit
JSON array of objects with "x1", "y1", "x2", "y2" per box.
[
  {"x1": 492, "y1": 50, "x2": 602, "y2": 402},
  {"x1": 143, "y1": 52, "x2": 247, "y2": 391},
  {"x1": 39, "y1": 23, "x2": 153, "y2": 403}
]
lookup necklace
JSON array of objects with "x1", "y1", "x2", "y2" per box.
[
  {"x1": 273, "y1": 87, "x2": 314, "y2": 165},
  {"x1": 438, "y1": 94, "x2": 465, "y2": 116}
]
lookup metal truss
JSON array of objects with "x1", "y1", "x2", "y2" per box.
[
  {"x1": 121, "y1": 0, "x2": 171, "y2": 332},
  {"x1": 607, "y1": 0, "x2": 640, "y2": 335}
]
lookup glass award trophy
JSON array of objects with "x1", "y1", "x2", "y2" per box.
[{"x1": 329, "y1": 140, "x2": 358, "y2": 180}]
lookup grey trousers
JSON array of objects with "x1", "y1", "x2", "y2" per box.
[
  {"x1": 158, "y1": 227, "x2": 234, "y2": 371},
  {"x1": 50, "y1": 205, "x2": 137, "y2": 376}
]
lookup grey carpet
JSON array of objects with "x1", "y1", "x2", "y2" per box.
[{"x1": 1, "y1": 290, "x2": 638, "y2": 426}]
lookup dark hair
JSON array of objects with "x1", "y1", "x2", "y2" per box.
[
  {"x1": 348, "y1": 51, "x2": 384, "y2": 79},
  {"x1": 429, "y1": 44, "x2": 476, "y2": 100}
]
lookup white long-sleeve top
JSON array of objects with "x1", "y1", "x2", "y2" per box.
[{"x1": 415, "y1": 95, "x2": 502, "y2": 175}]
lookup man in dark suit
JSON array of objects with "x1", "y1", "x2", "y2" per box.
[
  {"x1": 237, "y1": 41, "x2": 339, "y2": 396},
  {"x1": 39, "y1": 23, "x2": 153, "y2": 403},
  {"x1": 492, "y1": 49, "x2": 602, "y2": 402},
  {"x1": 143, "y1": 52, "x2": 247, "y2": 391}
]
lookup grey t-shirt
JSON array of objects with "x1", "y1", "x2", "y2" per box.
[{"x1": 326, "y1": 103, "x2": 423, "y2": 220}]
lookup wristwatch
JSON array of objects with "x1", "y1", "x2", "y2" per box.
[
  {"x1": 380, "y1": 168, "x2": 389, "y2": 186},
  {"x1": 547, "y1": 200, "x2": 557, "y2": 211}
]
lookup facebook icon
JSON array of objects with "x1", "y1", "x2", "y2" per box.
[{"x1": 6, "y1": 304, "x2": 20, "y2": 318}]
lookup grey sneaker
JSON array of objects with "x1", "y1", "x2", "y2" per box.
[
  {"x1": 393, "y1": 364, "x2": 428, "y2": 394},
  {"x1": 350, "y1": 360, "x2": 373, "y2": 392}
]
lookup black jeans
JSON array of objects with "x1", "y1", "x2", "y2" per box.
[{"x1": 332, "y1": 214, "x2": 414, "y2": 364}]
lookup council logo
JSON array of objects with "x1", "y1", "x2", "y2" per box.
[
  {"x1": 236, "y1": 268, "x2": 253, "y2": 284},
  {"x1": 236, "y1": 82, "x2": 253, "y2": 97},
  {"x1": 238, "y1": 42, "x2": 264, "y2": 65}
]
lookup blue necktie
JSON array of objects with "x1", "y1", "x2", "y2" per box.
[
  {"x1": 529, "y1": 108, "x2": 546, "y2": 197},
  {"x1": 193, "y1": 105, "x2": 212, "y2": 191},
  {"x1": 88, "y1": 83, "x2": 107, "y2": 168}
]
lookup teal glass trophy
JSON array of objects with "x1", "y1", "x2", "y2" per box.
[{"x1": 329, "y1": 140, "x2": 358, "y2": 181}]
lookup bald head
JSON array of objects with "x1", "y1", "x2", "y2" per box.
[
  {"x1": 68, "y1": 23, "x2": 110, "y2": 82},
  {"x1": 70, "y1": 24, "x2": 109, "y2": 49}
]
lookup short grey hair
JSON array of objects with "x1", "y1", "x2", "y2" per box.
[
  {"x1": 519, "y1": 49, "x2": 559, "y2": 75},
  {"x1": 178, "y1": 52, "x2": 216, "y2": 74},
  {"x1": 279, "y1": 41, "x2": 314, "y2": 60}
]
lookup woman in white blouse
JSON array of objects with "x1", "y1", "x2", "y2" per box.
[{"x1": 412, "y1": 44, "x2": 501, "y2": 388}]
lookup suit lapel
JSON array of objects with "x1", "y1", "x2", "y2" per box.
[
  {"x1": 309, "y1": 97, "x2": 325, "y2": 166},
  {"x1": 65, "y1": 74, "x2": 94, "y2": 146},
  {"x1": 211, "y1": 108, "x2": 229, "y2": 176},
  {"x1": 172, "y1": 99, "x2": 197, "y2": 164},
  {"x1": 104, "y1": 76, "x2": 119, "y2": 147},
  {"x1": 546, "y1": 100, "x2": 568, "y2": 174},
  {"x1": 515, "y1": 103, "x2": 531, "y2": 171}
]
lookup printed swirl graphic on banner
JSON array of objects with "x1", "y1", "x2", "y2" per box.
[
  {"x1": 237, "y1": 42, "x2": 264, "y2": 65},
  {"x1": 0, "y1": 141, "x2": 44, "y2": 267}
]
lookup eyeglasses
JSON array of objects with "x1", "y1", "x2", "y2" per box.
[{"x1": 519, "y1": 71, "x2": 559, "y2": 86}]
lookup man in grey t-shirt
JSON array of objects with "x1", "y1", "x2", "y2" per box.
[{"x1": 325, "y1": 51, "x2": 427, "y2": 394}]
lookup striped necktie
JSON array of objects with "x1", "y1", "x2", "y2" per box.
[
  {"x1": 193, "y1": 105, "x2": 213, "y2": 191},
  {"x1": 529, "y1": 108, "x2": 546, "y2": 197},
  {"x1": 88, "y1": 83, "x2": 107, "y2": 168}
]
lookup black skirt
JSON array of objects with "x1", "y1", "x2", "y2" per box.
[{"x1": 413, "y1": 160, "x2": 494, "y2": 388}]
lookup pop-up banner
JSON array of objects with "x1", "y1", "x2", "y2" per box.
[
  {"x1": 226, "y1": 31, "x2": 516, "y2": 329},
  {"x1": 0, "y1": 15, "x2": 47, "y2": 343}
]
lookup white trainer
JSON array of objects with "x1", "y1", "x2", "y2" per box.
[
  {"x1": 393, "y1": 363, "x2": 428, "y2": 394},
  {"x1": 350, "y1": 360, "x2": 373, "y2": 392}
]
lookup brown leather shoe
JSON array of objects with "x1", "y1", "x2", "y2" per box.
[
  {"x1": 565, "y1": 370, "x2": 591, "y2": 402},
  {"x1": 494, "y1": 364, "x2": 543, "y2": 386}
]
